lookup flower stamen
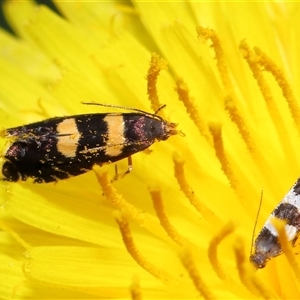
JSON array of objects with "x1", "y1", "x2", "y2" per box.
[
  {"x1": 208, "y1": 221, "x2": 236, "y2": 280},
  {"x1": 196, "y1": 27, "x2": 232, "y2": 93},
  {"x1": 115, "y1": 211, "x2": 175, "y2": 285},
  {"x1": 149, "y1": 188, "x2": 188, "y2": 247},
  {"x1": 209, "y1": 122, "x2": 239, "y2": 191},
  {"x1": 175, "y1": 78, "x2": 212, "y2": 144},
  {"x1": 197, "y1": 27, "x2": 262, "y2": 173},
  {"x1": 147, "y1": 53, "x2": 168, "y2": 113},
  {"x1": 94, "y1": 167, "x2": 141, "y2": 219},
  {"x1": 225, "y1": 95, "x2": 280, "y2": 189},
  {"x1": 94, "y1": 166, "x2": 167, "y2": 240},
  {"x1": 180, "y1": 248, "x2": 214, "y2": 300},
  {"x1": 173, "y1": 154, "x2": 219, "y2": 224},
  {"x1": 240, "y1": 40, "x2": 297, "y2": 166},
  {"x1": 224, "y1": 97, "x2": 255, "y2": 156},
  {"x1": 255, "y1": 47, "x2": 300, "y2": 133}
]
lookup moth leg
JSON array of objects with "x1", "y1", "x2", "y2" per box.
[{"x1": 114, "y1": 156, "x2": 133, "y2": 181}]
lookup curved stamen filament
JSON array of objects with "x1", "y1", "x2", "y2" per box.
[
  {"x1": 240, "y1": 40, "x2": 297, "y2": 167},
  {"x1": 94, "y1": 166, "x2": 170, "y2": 242},
  {"x1": 254, "y1": 47, "x2": 300, "y2": 133},
  {"x1": 147, "y1": 53, "x2": 168, "y2": 113},
  {"x1": 175, "y1": 78, "x2": 212, "y2": 144},
  {"x1": 180, "y1": 248, "x2": 214, "y2": 300},
  {"x1": 173, "y1": 154, "x2": 220, "y2": 225},
  {"x1": 209, "y1": 123, "x2": 239, "y2": 192},
  {"x1": 208, "y1": 222, "x2": 236, "y2": 280},
  {"x1": 150, "y1": 188, "x2": 188, "y2": 247},
  {"x1": 115, "y1": 211, "x2": 175, "y2": 285}
]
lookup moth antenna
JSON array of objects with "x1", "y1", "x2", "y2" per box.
[
  {"x1": 81, "y1": 102, "x2": 166, "y2": 121},
  {"x1": 250, "y1": 190, "x2": 263, "y2": 256},
  {"x1": 154, "y1": 104, "x2": 166, "y2": 115}
]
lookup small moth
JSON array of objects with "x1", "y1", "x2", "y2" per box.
[
  {"x1": 2, "y1": 104, "x2": 178, "y2": 183},
  {"x1": 250, "y1": 179, "x2": 300, "y2": 268}
]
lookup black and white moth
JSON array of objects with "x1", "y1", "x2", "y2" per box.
[
  {"x1": 2, "y1": 104, "x2": 178, "y2": 183},
  {"x1": 250, "y1": 179, "x2": 300, "y2": 268}
]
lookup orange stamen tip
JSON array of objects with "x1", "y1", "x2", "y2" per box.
[
  {"x1": 208, "y1": 121, "x2": 221, "y2": 134},
  {"x1": 173, "y1": 152, "x2": 184, "y2": 165},
  {"x1": 149, "y1": 52, "x2": 168, "y2": 71},
  {"x1": 196, "y1": 26, "x2": 215, "y2": 42}
]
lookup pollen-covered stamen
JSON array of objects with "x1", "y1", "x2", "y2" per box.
[
  {"x1": 208, "y1": 222, "x2": 236, "y2": 280},
  {"x1": 93, "y1": 166, "x2": 174, "y2": 241},
  {"x1": 94, "y1": 167, "x2": 139, "y2": 217},
  {"x1": 197, "y1": 27, "x2": 261, "y2": 168},
  {"x1": 225, "y1": 96, "x2": 279, "y2": 192},
  {"x1": 240, "y1": 40, "x2": 297, "y2": 167},
  {"x1": 209, "y1": 122, "x2": 239, "y2": 191},
  {"x1": 254, "y1": 47, "x2": 300, "y2": 133},
  {"x1": 149, "y1": 188, "x2": 188, "y2": 247},
  {"x1": 196, "y1": 26, "x2": 287, "y2": 199},
  {"x1": 173, "y1": 154, "x2": 219, "y2": 224},
  {"x1": 272, "y1": 218, "x2": 300, "y2": 279},
  {"x1": 180, "y1": 248, "x2": 214, "y2": 300},
  {"x1": 147, "y1": 53, "x2": 168, "y2": 113},
  {"x1": 224, "y1": 97, "x2": 254, "y2": 156},
  {"x1": 175, "y1": 78, "x2": 212, "y2": 144},
  {"x1": 196, "y1": 27, "x2": 232, "y2": 94},
  {"x1": 115, "y1": 211, "x2": 175, "y2": 284}
]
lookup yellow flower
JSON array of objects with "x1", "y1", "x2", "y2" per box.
[{"x1": 0, "y1": 1, "x2": 299, "y2": 299}]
